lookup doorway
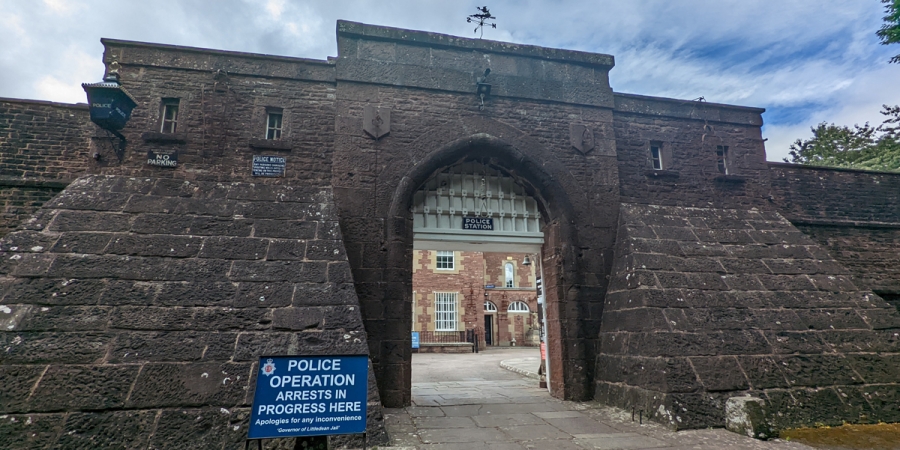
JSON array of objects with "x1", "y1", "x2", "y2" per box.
[{"x1": 484, "y1": 314, "x2": 493, "y2": 346}]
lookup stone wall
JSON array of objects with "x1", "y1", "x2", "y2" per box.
[
  {"x1": 0, "y1": 175, "x2": 387, "y2": 448},
  {"x1": 596, "y1": 203, "x2": 900, "y2": 429},
  {"x1": 613, "y1": 94, "x2": 769, "y2": 209},
  {"x1": 0, "y1": 99, "x2": 94, "y2": 233},
  {"x1": 332, "y1": 20, "x2": 622, "y2": 405},
  {"x1": 769, "y1": 163, "x2": 900, "y2": 295},
  {"x1": 95, "y1": 40, "x2": 336, "y2": 184}
]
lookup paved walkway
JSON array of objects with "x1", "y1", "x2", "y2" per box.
[{"x1": 381, "y1": 348, "x2": 812, "y2": 450}]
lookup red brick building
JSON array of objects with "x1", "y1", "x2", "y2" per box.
[{"x1": 412, "y1": 250, "x2": 540, "y2": 350}]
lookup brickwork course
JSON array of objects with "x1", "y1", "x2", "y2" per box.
[{"x1": 1, "y1": 19, "x2": 900, "y2": 447}]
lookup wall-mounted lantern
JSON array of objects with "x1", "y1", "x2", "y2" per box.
[
  {"x1": 82, "y1": 61, "x2": 137, "y2": 160},
  {"x1": 476, "y1": 68, "x2": 492, "y2": 111}
]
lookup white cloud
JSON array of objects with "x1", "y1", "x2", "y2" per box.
[
  {"x1": 33, "y1": 47, "x2": 103, "y2": 104},
  {"x1": 1, "y1": 0, "x2": 898, "y2": 162}
]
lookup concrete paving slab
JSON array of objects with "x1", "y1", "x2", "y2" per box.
[
  {"x1": 547, "y1": 417, "x2": 621, "y2": 435},
  {"x1": 500, "y1": 424, "x2": 572, "y2": 440},
  {"x1": 574, "y1": 432, "x2": 669, "y2": 449},
  {"x1": 418, "y1": 427, "x2": 509, "y2": 443},
  {"x1": 471, "y1": 413, "x2": 546, "y2": 428},
  {"x1": 412, "y1": 416, "x2": 476, "y2": 429},
  {"x1": 379, "y1": 348, "x2": 814, "y2": 450},
  {"x1": 534, "y1": 410, "x2": 589, "y2": 419}
]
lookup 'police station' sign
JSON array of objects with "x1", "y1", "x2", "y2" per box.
[
  {"x1": 463, "y1": 217, "x2": 493, "y2": 230},
  {"x1": 248, "y1": 355, "x2": 368, "y2": 439}
]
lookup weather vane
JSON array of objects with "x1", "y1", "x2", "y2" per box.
[{"x1": 467, "y1": 6, "x2": 497, "y2": 39}]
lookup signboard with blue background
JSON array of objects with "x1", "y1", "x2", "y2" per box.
[{"x1": 248, "y1": 355, "x2": 368, "y2": 439}]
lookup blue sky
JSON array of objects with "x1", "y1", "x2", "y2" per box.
[{"x1": 1, "y1": 0, "x2": 897, "y2": 161}]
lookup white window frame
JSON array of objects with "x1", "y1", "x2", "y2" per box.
[
  {"x1": 650, "y1": 145, "x2": 663, "y2": 170},
  {"x1": 716, "y1": 145, "x2": 729, "y2": 175},
  {"x1": 434, "y1": 292, "x2": 458, "y2": 331},
  {"x1": 436, "y1": 251, "x2": 455, "y2": 270},
  {"x1": 508, "y1": 301, "x2": 529, "y2": 313},
  {"x1": 505, "y1": 262, "x2": 515, "y2": 288},
  {"x1": 160, "y1": 99, "x2": 179, "y2": 134},
  {"x1": 484, "y1": 300, "x2": 497, "y2": 312},
  {"x1": 266, "y1": 111, "x2": 283, "y2": 140}
]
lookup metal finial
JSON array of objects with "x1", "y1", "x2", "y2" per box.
[{"x1": 467, "y1": 6, "x2": 497, "y2": 39}]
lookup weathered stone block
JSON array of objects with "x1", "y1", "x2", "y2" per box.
[
  {"x1": 0, "y1": 413, "x2": 65, "y2": 449},
  {"x1": 0, "y1": 365, "x2": 46, "y2": 412},
  {"x1": 108, "y1": 331, "x2": 206, "y2": 363},
  {"x1": 2, "y1": 332, "x2": 111, "y2": 364},
  {"x1": 29, "y1": 365, "x2": 139, "y2": 412},
  {"x1": 127, "y1": 362, "x2": 251, "y2": 408},
  {"x1": 56, "y1": 410, "x2": 156, "y2": 449},
  {"x1": 234, "y1": 282, "x2": 293, "y2": 308},
  {"x1": 725, "y1": 396, "x2": 773, "y2": 440},
  {"x1": 198, "y1": 236, "x2": 269, "y2": 260}
]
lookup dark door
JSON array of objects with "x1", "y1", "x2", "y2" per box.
[{"x1": 484, "y1": 314, "x2": 493, "y2": 346}]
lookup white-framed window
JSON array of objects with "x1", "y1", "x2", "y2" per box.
[
  {"x1": 650, "y1": 144, "x2": 663, "y2": 170},
  {"x1": 160, "y1": 99, "x2": 180, "y2": 133},
  {"x1": 266, "y1": 111, "x2": 283, "y2": 140},
  {"x1": 508, "y1": 301, "x2": 529, "y2": 313},
  {"x1": 436, "y1": 251, "x2": 454, "y2": 270},
  {"x1": 505, "y1": 262, "x2": 515, "y2": 288},
  {"x1": 484, "y1": 300, "x2": 497, "y2": 312},
  {"x1": 434, "y1": 292, "x2": 458, "y2": 331},
  {"x1": 716, "y1": 145, "x2": 729, "y2": 174}
]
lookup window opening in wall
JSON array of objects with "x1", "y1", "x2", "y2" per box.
[
  {"x1": 436, "y1": 251, "x2": 455, "y2": 270},
  {"x1": 160, "y1": 99, "x2": 179, "y2": 134},
  {"x1": 484, "y1": 300, "x2": 497, "y2": 312},
  {"x1": 508, "y1": 301, "x2": 529, "y2": 313},
  {"x1": 650, "y1": 144, "x2": 663, "y2": 170},
  {"x1": 505, "y1": 262, "x2": 515, "y2": 287},
  {"x1": 434, "y1": 292, "x2": 458, "y2": 331},
  {"x1": 266, "y1": 111, "x2": 283, "y2": 140},
  {"x1": 716, "y1": 145, "x2": 729, "y2": 174}
]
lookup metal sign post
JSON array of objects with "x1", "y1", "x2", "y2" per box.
[{"x1": 246, "y1": 354, "x2": 369, "y2": 449}]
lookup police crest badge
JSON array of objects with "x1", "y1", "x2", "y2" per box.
[{"x1": 261, "y1": 358, "x2": 276, "y2": 376}]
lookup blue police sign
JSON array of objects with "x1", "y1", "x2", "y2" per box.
[{"x1": 248, "y1": 355, "x2": 368, "y2": 439}]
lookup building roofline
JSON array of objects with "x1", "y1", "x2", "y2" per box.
[
  {"x1": 614, "y1": 92, "x2": 766, "y2": 114},
  {"x1": 100, "y1": 38, "x2": 333, "y2": 66},
  {"x1": 0, "y1": 97, "x2": 89, "y2": 109},
  {"x1": 336, "y1": 20, "x2": 615, "y2": 68},
  {"x1": 768, "y1": 161, "x2": 900, "y2": 176}
]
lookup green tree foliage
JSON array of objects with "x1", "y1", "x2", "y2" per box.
[
  {"x1": 879, "y1": 0, "x2": 900, "y2": 63},
  {"x1": 785, "y1": 105, "x2": 900, "y2": 171}
]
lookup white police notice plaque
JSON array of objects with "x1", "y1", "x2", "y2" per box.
[{"x1": 248, "y1": 355, "x2": 368, "y2": 439}]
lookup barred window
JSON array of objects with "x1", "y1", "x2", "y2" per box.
[
  {"x1": 508, "y1": 301, "x2": 529, "y2": 313},
  {"x1": 434, "y1": 292, "x2": 458, "y2": 331},
  {"x1": 505, "y1": 262, "x2": 515, "y2": 287},
  {"x1": 436, "y1": 251, "x2": 454, "y2": 270}
]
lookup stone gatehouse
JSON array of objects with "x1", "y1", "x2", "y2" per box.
[{"x1": 2, "y1": 20, "x2": 900, "y2": 447}]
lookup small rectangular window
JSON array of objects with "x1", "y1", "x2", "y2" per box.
[
  {"x1": 160, "y1": 99, "x2": 180, "y2": 134},
  {"x1": 434, "y1": 292, "x2": 458, "y2": 331},
  {"x1": 266, "y1": 111, "x2": 283, "y2": 140},
  {"x1": 650, "y1": 145, "x2": 663, "y2": 170},
  {"x1": 716, "y1": 145, "x2": 729, "y2": 174},
  {"x1": 436, "y1": 251, "x2": 454, "y2": 270}
]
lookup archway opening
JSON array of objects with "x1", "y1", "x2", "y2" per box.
[{"x1": 408, "y1": 160, "x2": 555, "y2": 395}]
